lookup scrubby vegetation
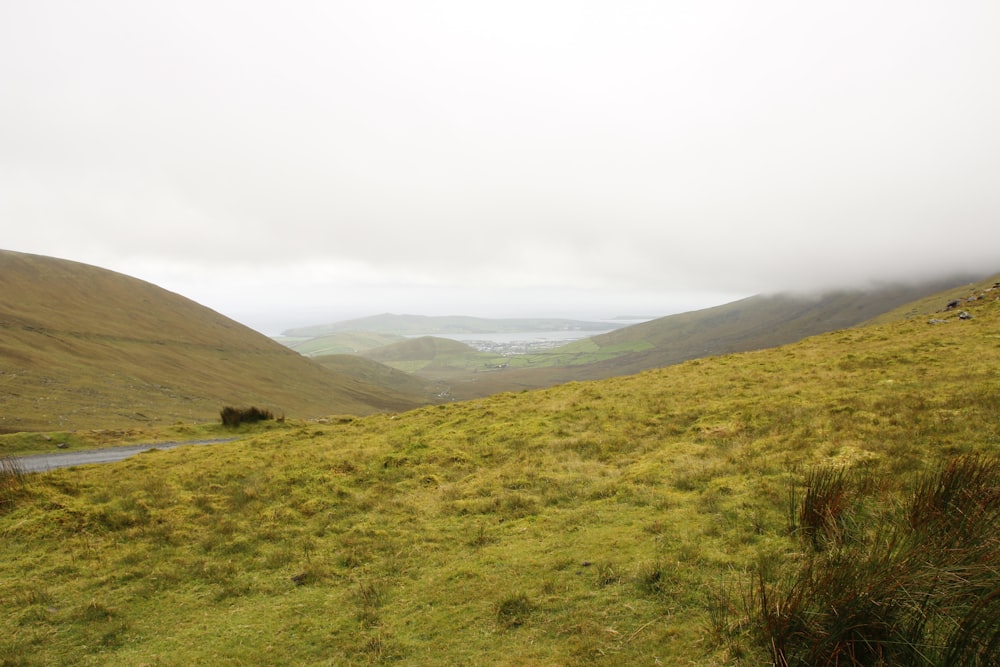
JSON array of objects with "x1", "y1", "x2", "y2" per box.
[
  {"x1": 220, "y1": 405, "x2": 275, "y2": 428},
  {"x1": 0, "y1": 295, "x2": 997, "y2": 664},
  {"x1": 733, "y1": 455, "x2": 1000, "y2": 666}
]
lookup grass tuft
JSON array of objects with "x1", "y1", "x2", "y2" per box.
[
  {"x1": 0, "y1": 456, "x2": 28, "y2": 511},
  {"x1": 496, "y1": 594, "x2": 533, "y2": 629},
  {"x1": 748, "y1": 455, "x2": 1000, "y2": 667},
  {"x1": 798, "y1": 465, "x2": 853, "y2": 549}
]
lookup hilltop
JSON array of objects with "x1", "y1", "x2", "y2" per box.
[
  {"x1": 2, "y1": 274, "x2": 997, "y2": 664},
  {"x1": 0, "y1": 250, "x2": 433, "y2": 431}
]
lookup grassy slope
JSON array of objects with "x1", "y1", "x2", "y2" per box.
[
  {"x1": 359, "y1": 335, "x2": 507, "y2": 375},
  {"x1": 312, "y1": 354, "x2": 440, "y2": 405},
  {"x1": 287, "y1": 278, "x2": 990, "y2": 402},
  {"x1": 863, "y1": 275, "x2": 1000, "y2": 324},
  {"x1": 431, "y1": 275, "x2": 995, "y2": 400},
  {"x1": 533, "y1": 277, "x2": 990, "y2": 371},
  {"x1": 2, "y1": 285, "x2": 998, "y2": 665},
  {"x1": 0, "y1": 250, "x2": 430, "y2": 431}
]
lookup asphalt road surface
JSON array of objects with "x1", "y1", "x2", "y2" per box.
[{"x1": 13, "y1": 438, "x2": 239, "y2": 473}]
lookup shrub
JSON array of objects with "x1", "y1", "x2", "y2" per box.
[
  {"x1": 220, "y1": 406, "x2": 274, "y2": 428},
  {"x1": 748, "y1": 456, "x2": 1000, "y2": 666}
]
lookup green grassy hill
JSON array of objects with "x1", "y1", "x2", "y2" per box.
[
  {"x1": 0, "y1": 250, "x2": 431, "y2": 431},
  {"x1": 312, "y1": 354, "x2": 440, "y2": 405},
  {"x1": 277, "y1": 278, "x2": 991, "y2": 404},
  {"x1": 359, "y1": 335, "x2": 492, "y2": 373},
  {"x1": 575, "y1": 277, "x2": 991, "y2": 371},
  {"x1": 277, "y1": 331, "x2": 406, "y2": 357},
  {"x1": 2, "y1": 278, "x2": 998, "y2": 664},
  {"x1": 863, "y1": 276, "x2": 1000, "y2": 324},
  {"x1": 354, "y1": 336, "x2": 520, "y2": 398},
  {"x1": 429, "y1": 276, "x2": 994, "y2": 400},
  {"x1": 546, "y1": 280, "x2": 969, "y2": 374}
]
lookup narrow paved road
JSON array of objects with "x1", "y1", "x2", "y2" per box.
[{"x1": 13, "y1": 438, "x2": 239, "y2": 473}]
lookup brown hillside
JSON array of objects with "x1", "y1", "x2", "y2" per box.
[{"x1": 0, "y1": 250, "x2": 428, "y2": 431}]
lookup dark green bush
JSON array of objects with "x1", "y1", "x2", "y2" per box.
[{"x1": 220, "y1": 406, "x2": 274, "y2": 428}]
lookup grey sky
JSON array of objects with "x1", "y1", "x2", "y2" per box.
[{"x1": 2, "y1": 1, "x2": 999, "y2": 334}]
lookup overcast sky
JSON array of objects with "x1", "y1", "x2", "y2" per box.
[{"x1": 2, "y1": 1, "x2": 999, "y2": 334}]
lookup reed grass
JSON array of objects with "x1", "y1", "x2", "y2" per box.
[{"x1": 750, "y1": 456, "x2": 1000, "y2": 666}]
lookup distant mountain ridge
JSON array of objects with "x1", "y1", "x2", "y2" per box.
[
  {"x1": 282, "y1": 313, "x2": 623, "y2": 338},
  {"x1": 0, "y1": 250, "x2": 432, "y2": 431}
]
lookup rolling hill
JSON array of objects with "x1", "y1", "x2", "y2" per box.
[
  {"x1": 556, "y1": 277, "x2": 993, "y2": 375},
  {"x1": 360, "y1": 335, "x2": 482, "y2": 370},
  {"x1": 276, "y1": 330, "x2": 406, "y2": 356},
  {"x1": 3, "y1": 273, "x2": 998, "y2": 664},
  {"x1": 418, "y1": 275, "x2": 995, "y2": 399},
  {"x1": 0, "y1": 250, "x2": 433, "y2": 431},
  {"x1": 311, "y1": 353, "x2": 442, "y2": 402}
]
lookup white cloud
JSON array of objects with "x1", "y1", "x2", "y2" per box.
[{"x1": 2, "y1": 1, "x2": 998, "y2": 333}]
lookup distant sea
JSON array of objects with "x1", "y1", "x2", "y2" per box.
[
  {"x1": 434, "y1": 329, "x2": 616, "y2": 345},
  {"x1": 416, "y1": 318, "x2": 651, "y2": 354}
]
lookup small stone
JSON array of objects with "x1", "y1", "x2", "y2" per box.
[{"x1": 56, "y1": 442, "x2": 68, "y2": 449}]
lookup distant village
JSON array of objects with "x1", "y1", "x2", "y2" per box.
[{"x1": 461, "y1": 338, "x2": 573, "y2": 356}]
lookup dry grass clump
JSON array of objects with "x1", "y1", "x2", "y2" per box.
[{"x1": 749, "y1": 455, "x2": 1000, "y2": 666}]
